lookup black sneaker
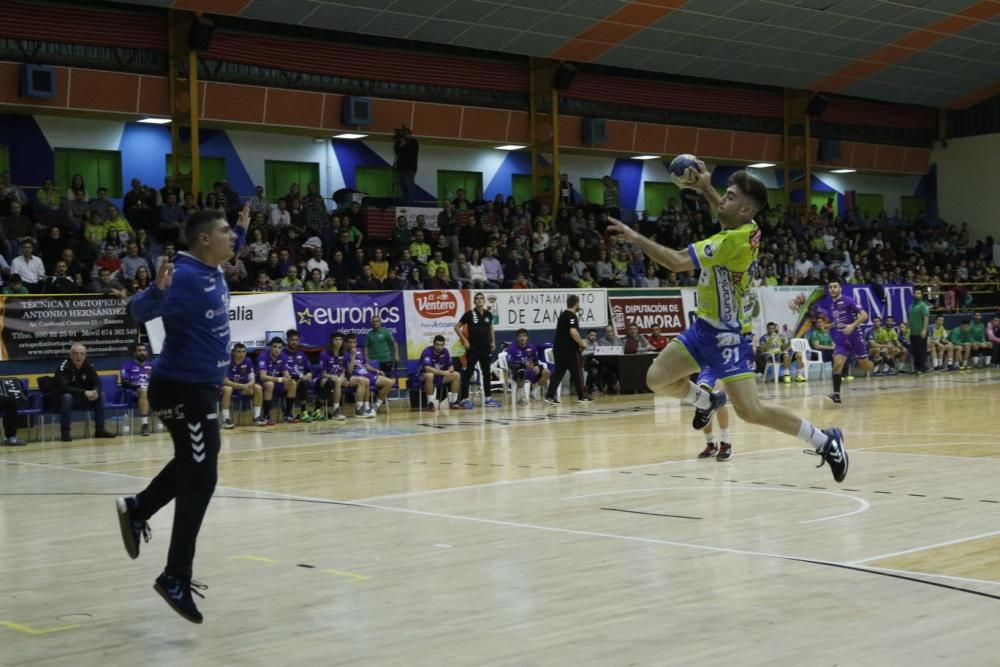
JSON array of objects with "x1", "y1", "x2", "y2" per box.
[
  {"x1": 154, "y1": 573, "x2": 207, "y2": 624},
  {"x1": 543, "y1": 396, "x2": 560, "y2": 405},
  {"x1": 140, "y1": 422, "x2": 150, "y2": 436},
  {"x1": 806, "y1": 427, "x2": 848, "y2": 483},
  {"x1": 94, "y1": 430, "x2": 116, "y2": 438},
  {"x1": 826, "y1": 393, "x2": 842, "y2": 404},
  {"x1": 716, "y1": 442, "x2": 732, "y2": 461},
  {"x1": 222, "y1": 418, "x2": 234, "y2": 430},
  {"x1": 697, "y1": 443, "x2": 718, "y2": 459},
  {"x1": 577, "y1": 396, "x2": 594, "y2": 403},
  {"x1": 115, "y1": 496, "x2": 150, "y2": 560},
  {"x1": 692, "y1": 390, "x2": 726, "y2": 430}
]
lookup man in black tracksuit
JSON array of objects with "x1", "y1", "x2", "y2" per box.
[
  {"x1": 53, "y1": 343, "x2": 115, "y2": 442},
  {"x1": 545, "y1": 294, "x2": 592, "y2": 404},
  {"x1": 456, "y1": 292, "x2": 501, "y2": 408}
]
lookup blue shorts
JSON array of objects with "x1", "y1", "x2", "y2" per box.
[
  {"x1": 675, "y1": 318, "x2": 756, "y2": 382},
  {"x1": 695, "y1": 367, "x2": 718, "y2": 388}
]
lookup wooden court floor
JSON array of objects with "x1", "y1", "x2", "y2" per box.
[{"x1": 2, "y1": 370, "x2": 999, "y2": 666}]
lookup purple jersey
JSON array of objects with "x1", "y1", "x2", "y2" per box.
[
  {"x1": 507, "y1": 341, "x2": 539, "y2": 369},
  {"x1": 319, "y1": 349, "x2": 346, "y2": 376},
  {"x1": 348, "y1": 348, "x2": 370, "y2": 377},
  {"x1": 227, "y1": 356, "x2": 254, "y2": 384},
  {"x1": 421, "y1": 345, "x2": 452, "y2": 372},
  {"x1": 825, "y1": 295, "x2": 862, "y2": 330},
  {"x1": 257, "y1": 351, "x2": 286, "y2": 379},
  {"x1": 121, "y1": 359, "x2": 153, "y2": 388},
  {"x1": 284, "y1": 348, "x2": 309, "y2": 378}
]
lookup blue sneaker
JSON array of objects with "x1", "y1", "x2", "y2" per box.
[
  {"x1": 459, "y1": 398, "x2": 474, "y2": 409},
  {"x1": 484, "y1": 398, "x2": 502, "y2": 408}
]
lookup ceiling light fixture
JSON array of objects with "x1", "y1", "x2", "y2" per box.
[
  {"x1": 137, "y1": 117, "x2": 171, "y2": 125},
  {"x1": 494, "y1": 144, "x2": 527, "y2": 151},
  {"x1": 748, "y1": 162, "x2": 776, "y2": 168},
  {"x1": 332, "y1": 133, "x2": 368, "y2": 140},
  {"x1": 631, "y1": 155, "x2": 660, "y2": 160},
  {"x1": 830, "y1": 169, "x2": 856, "y2": 174}
]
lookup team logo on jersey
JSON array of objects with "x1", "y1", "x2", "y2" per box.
[{"x1": 703, "y1": 243, "x2": 715, "y2": 258}]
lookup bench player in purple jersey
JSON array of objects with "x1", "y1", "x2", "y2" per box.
[
  {"x1": 257, "y1": 336, "x2": 289, "y2": 425},
  {"x1": 507, "y1": 328, "x2": 550, "y2": 405},
  {"x1": 221, "y1": 342, "x2": 263, "y2": 428},
  {"x1": 822, "y1": 280, "x2": 875, "y2": 404},
  {"x1": 121, "y1": 343, "x2": 154, "y2": 436},
  {"x1": 316, "y1": 332, "x2": 348, "y2": 421},
  {"x1": 283, "y1": 329, "x2": 315, "y2": 422},
  {"x1": 344, "y1": 333, "x2": 392, "y2": 416},
  {"x1": 421, "y1": 334, "x2": 462, "y2": 410}
]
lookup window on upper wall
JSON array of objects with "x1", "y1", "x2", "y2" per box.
[
  {"x1": 165, "y1": 155, "x2": 227, "y2": 198},
  {"x1": 579, "y1": 177, "x2": 618, "y2": 207},
  {"x1": 53, "y1": 148, "x2": 123, "y2": 197},
  {"x1": 511, "y1": 173, "x2": 553, "y2": 206},
  {"x1": 900, "y1": 195, "x2": 925, "y2": 220},
  {"x1": 437, "y1": 170, "x2": 482, "y2": 205},
  {"x1": 854, "y1": 193, "x2": 884, "y2": 220},
  {"x1": 265, "y1": 160, "x2": 321, "y2": 202},
  {"x1": 642, "y1": 181, "x2": 681, "y2": 218},
  {"x1": 355, "y1": 166, "x2": 394, "y2": 198}
]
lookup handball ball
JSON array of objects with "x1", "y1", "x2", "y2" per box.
[{"x1": 667, "y1": 154, "x2": 701, "y2": 187}]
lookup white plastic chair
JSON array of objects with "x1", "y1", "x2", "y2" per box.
[
  {"x1": 761, "y1": 351, "x2": 781, "y2": 385},
  {"x1": 791, "y1": 337, "x2": 825, "y2": 380},
  {"x1": 494, "y1": 351, "x2": 516, "y2": 398}
]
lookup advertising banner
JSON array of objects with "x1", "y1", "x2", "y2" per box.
[
  {"x1": 403, "y1": 289, "x2": 470, "y2": 363},
  {"x1": 144, "y1": 292, "x2": 296, "y2": 353},
  {"x1": 754, "y1": 284, "x2": 915, "y2": 340},
  {"x1": 482, "y1": 289, "x2": 608, "y2": 332},
  {"x1": 0, "y1": 295, "x2": 141, "y2": 360},
  {"x1": 607, "y1": 289, "x2": 688, "y2": 339},
  {"x1": 291, "y1": 291, "x2": 406, "y2": 349},
  {"x1": 396, "y1": 206, "x2": 443, "y2": 230}
]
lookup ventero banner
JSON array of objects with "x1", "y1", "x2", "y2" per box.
[{"x1": 403, "y1": 289, "x2": 470, "y2": 362}]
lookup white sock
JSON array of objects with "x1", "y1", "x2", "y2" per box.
[
  {"x1": 684, "y1": 381, "x2": 713, "y2": 410},
  {"x1": 704, "y1": 431, "x2": 715, "y2": 444},
  {"x1": 797, "y1": 419, "x2": 829, "y2": 451},
  {"x1": 720, "y1": 428, "x2": 730, "y2": 443},
  {"x1": 253, "y1": 406, "x2": 261, "y2": 418},
  {"x1": 141, "y1": 416, "x2": 149, "y2": 425},
  {"x1": 448, "y1": 392, "x2": 458, "y2": 403},
  {"x1": 222, "y1": 408, "x2": 230, "y2": 420},
  {"x1": 333, "y1": 402, "x2": 340, "y2": 410}
]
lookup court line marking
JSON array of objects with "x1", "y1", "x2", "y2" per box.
[
  {"x1": 562, "y1": 486, "x2": 870, "y2": 524},
  {"x1": 0, "y1": 447, "x2": 798, "y2": 504},
  {"x1": 7, "y1": 456, "x2": 1000, "y2": 594},
  {"x1": 849, "y1": 528, "x2": 1000, "y2": 565}
]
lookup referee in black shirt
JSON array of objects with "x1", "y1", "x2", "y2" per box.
[
  {"x1": 545, "y1": 294, "x2": 592, "y2": 404},
  {"x1": 455, "y1": 292, "x2": 501, "y2": 408}
]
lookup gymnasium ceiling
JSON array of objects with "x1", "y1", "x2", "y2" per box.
[{"x1": 112, "y1": 0, "x2": 1000, "y2": 109}]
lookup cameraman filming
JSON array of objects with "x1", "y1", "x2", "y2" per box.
[{"x1": 393, "y1": 125, "x2": 419, "y2": 204}]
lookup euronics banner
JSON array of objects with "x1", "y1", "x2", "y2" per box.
[
  {"x1": 0, "y1": 295, "x2": 141, "y2": 360},
  {"x1": 482, "y1": 289, "x2": 608, "y2": 331},
  {"x1": 291, "y1": 291, "x2": 405, "y2": 349}
]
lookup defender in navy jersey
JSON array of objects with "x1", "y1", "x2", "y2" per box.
[
  {"x1": 120, "y1": 343, "x2": 153, "y2": 436},
  {"x1": 117, "y1": 204, "x2": 249, "y2": 623},
  {"x1": 220, "y1": 342, "x2": 263, "y2": 428},
  {"x1": 821, "y1": 280, "x2": 874, "y2": 404},
  {"x1": 421, "y1": 334, "x2": 462, "y2": 410},
  {"x1": 507, "y1": 328, "x2": 550, "y2": 405}
]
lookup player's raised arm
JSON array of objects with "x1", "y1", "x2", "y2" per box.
[
  {"x1": 691, "y1": 160, "x2": 721, "y2": 220},
  {"x1": 606, "y1": 217, "x2": 694, "y2": 273}
]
